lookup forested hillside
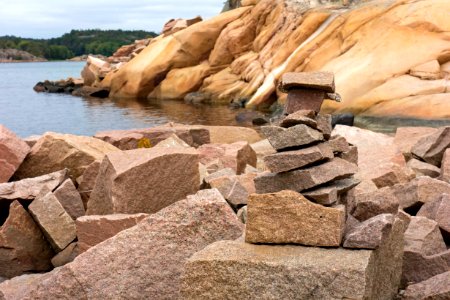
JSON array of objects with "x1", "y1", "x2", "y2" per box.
[{"x1": 0, "y1": 29, "x2": 157, "y2": 60}]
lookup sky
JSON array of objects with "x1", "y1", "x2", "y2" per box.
[{"x1": 0, "y1": 0, "x2": 225, "y2": 39}]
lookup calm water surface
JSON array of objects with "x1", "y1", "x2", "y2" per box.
[{"x1": 0, "y1": 61, "x2": 255, "y2": 137}]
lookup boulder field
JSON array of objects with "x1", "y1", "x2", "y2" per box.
[
  {"x1": 80, "y1": 0, "x2": 450, "y2": 119},
  {"x1": 0, "y1": 119, "x2": 450, "y2": 299}
]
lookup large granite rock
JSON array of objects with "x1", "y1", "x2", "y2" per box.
[
  {"x1": 0, "y1": 125, "x2": 30, "y2": 183},
  {"x1": 94, "y1": 125, "x2": 210, "y2": 150},
  {"x1": 255, "y1": 157, "x2": 357, "y2": 194},
  {"x1": 14, "y1": 132, "x2": 119, "y2": 181},
  {"x1": 0, "y1": 273, "x2": 51, "y2": 300},
  {"x1": 245, "y1": 190, "x2": 345, "y2": 246},
  {"x1": 403, "y1": 271, "x2": 450, "y2": 300},
  {"x1": 344, "y1": 214, "x2": 394, "y2": 249},
  {"x1": 263, "y1": 143, "x2": 333, "y2": 173},
  {"x1": 182, "y1": 217, "x2": 405, "y2": 300},
  {"x1": 76, "y1": 214, "x2": 148, "y2": 252},
  {"x1": 0, "y1": 169, "x2": 67, "y2": 201},
  {"x1": 411, "y1": 127, "x2": 450, "y2": 166},
  {"x1": 29, "y1": 190, "x2": 77, "y2": 252},
  {"x1": 0, "y1": 201, "x2": 53, "y2": 278},
  {"x1": 261, "y1": 125, "x2": 324, "y2": 150},
  {"x1": 53, "y1": 179, "x2": 85, "y2": 220},
  {"x1": 87, "y1": 147, "x2": 200, "y2": 215},
  {"x1": 198, "y1": 141, "x2": 257, "y2": 175},
  {"x1": 76, "y1": 160, "x2": 100, "y2": 208},
  {"x1": 22, "y1": 189, "x2": 243, "y2": 299}
]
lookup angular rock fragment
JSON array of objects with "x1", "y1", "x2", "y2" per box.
[
  {"x1": 441, "y1": 148, "x2": 450, "y2": 182},
  {"x1": 208, "y1": 173, "x2": 256, "y2": 209},
  {"x1": 407, "y1": 158, "x2": 440, "y2": 178},
  {"x1": 76, "y1": 160, "x2": 100, "y2": 208},
  {"x1": 284, "y1": 89, "x2": 326, "y2": 114},
  {"x1": 245, "y1": 190, "x2": 345, "y2": 246},
  {"x1": 371, "y1": 163, "x2": 415, "y2": 188},
  {"x1": 261, "y1": 125, "x2": 323, "y2": 150},
  {"x1": 403, "y1": 271, "x2": 450, "y2": 300},
  {"x1": 350, "y1": 187, "x2": 399, "y2": 221},
  {"x1": 204, "y1": 168, "x2": 236, "y2": 185},
  {"x1": 183, "y1": 217, "x2": 405, "y2": 300},
  {"x1": 153, "y1": 134, "x2": 190, "y2": 149},
  {"x1": 337, "y1": 145, "x2": 358, "y2": 164},
  {"x1": 0, "y1": 201, "x2": 53, "y2": 278},
  {"x1": 29, "y1": 191, "x2": 77, "y2": 252},
  {"x1": 14, "y1": 132, "x2": 119, "y2": 180},
  {"x1": 411, "y1": 126, "x2": 450, "y2": 166},
  {"x1": 22, "y1": 189, "x2": 243, "y2": 299},
  {"x1": 0, "y1": 125, "x2": 30, "y2": 183},
  {"x1": 0, "y1": 169, "x2": 67, "y2": 201},
  {"x1": 316, "y1": 114, "x2": 332, "y2": 139},
  {"x1": 255, "y1": 158, "x2": 357, "y2": 194},
  {"x1": 53, "y1": 179, "x2": 85, "y2": 220},
  {"x1": 303, "y1": 177, "x2": 360, "y2": 206},
  {"x1": 328, "y1": 135, "x2": 351, "y2": 153},
  {"x1": 344, "y1": 214, "x2": 394, "y2": 249},
  {"x1": 417, "y1": 194, "x2": 450, "y2": 241},
  {"x1": 76, "y1": 214, "x2": 148, "y2": 252},
  {"x1": 279, "y1": 111, "x2": 317, "y2": 128},
  {"x1": 263, "y1": 143, "x2": 333, "y2": 173},
  {"x1": 51, "y1": 242, "x2": 79, "y2": 267},
  {"x1": 394, "y1": 127, "x2": 438, "y2": 161},
  {"x1": 198, "y1": 141, "x2": 256, "y2": 175},
  {"x1": 87, "y1": 147, "x2": 200, "y2": 215}
]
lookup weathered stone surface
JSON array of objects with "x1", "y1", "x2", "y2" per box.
[
  {"x1": 200, "y1": 125, "x2": 262, "y2": 144},
  {"x1": 87, "y1": 147, "x2": 200, "y2": 215},
  {"x1": 0, "y1": 125, "x2": 30, "y2": 183},
  {"x1": 391, "y1": 176, "x2": 450, "y2": 211},
  {"x1": 245, "y1": 190, "x2": 345, "y2": 246},
  {"x1": 198, "y1": 141, "x2": 256, "y2": 175},
  {"x1": 371, "y1": 163, "x2": 415, "y2": 188},
  {"x1": 262, "y1": 124, "x2": 323, "y2": 150},
  {"x1": 279, "y1": 111, "x2": 317, "y2": 128},
  {"x1": 441, "y1": 148, "x2": 450, "y2": 183},
  {"x1": 0, "y1": 273, "x2": 51, "y2": 300},
  {"x1": 394, "y1": 127, "x2": 438, "y2": 161},
  {"x1": 204, "y1": 168, "x2": 236, "y2": 185},
  {"x1": 0, "y1": 169, "x2": 67, "y2": 201},
  {"x1": 14, "y1": 132, "x2": 119, "y2": 181},
  {"x1": 284, "y1": 89, "x2": 326, "y2": 114},
  {"x1": 51, "y1": 242, "x2": 79, "y2": 267},
  {"x1": 76, "y1": 160, "x2": 100, "y2": 208},
  {"x1": 53, "y1": 179, "x2": 85, "y2": 220},
  {"x1": 182, "y1": 217, "x2": 405, "y2": 300},
  {"x1": 23, "y1": 189, "x2": 243, "y2": 299},
  {"x1": 280, "y1": 72, "x2": 335, "y2": 93},
  {"x1": 350, "y1": 187, "x2": 399, "y2": 221},
  {"x1": 264, "y1": 143, "x2": 333, "y2": 173},
  {"x1": 407, "y1": 158, "x2": 441, "y2": 178},
  {"x1": 95, "y1": 125, "x2": 210, "y2": 150},
  {"x1": 255, "y1": 157, "x2": 357, "y2": 194},
  {"x1": 417, "y1": 194, "x2": 450, "y2": 241},
  {"x1": 316, "y1": 114, "x2": 332, "y2": 139},
  {"x1": 344, "y1": 214, "x2": 394, "y2": 249},
  {"x1": 76, "y1": 213, "x2": 148, "y2": 252},
  {"x1": 208, "y1": 173, "x2": 256, "y2": 208},
  {"x1": 29, "y1": 191, "x2": 77, "y2": 252},
  {"x1": 411, "y1": 126, "x2": 450, "y2": 166},
  {"x1": 403, "y1": 271, "x2": 450, "y2": 300},
  {"x1": 401, "y1": 216, "x2": 448, "y2": 286},
  {"x1": 0, "y1": 201, "x2": 53, "y2": 278},
  {"x1": 338, "y1": 145, "x2": 358, "y2": 164},
  {"x1": 153, "y1": 134, "x2": 190, "y2": 149},
  {"x1": 303, "y1": 177, "x2": 360, "y2": 206},
  {"x1": 328, "y1": 135, "x2": 351, "y2": 153},
  {"x1": 410, "y1": 60, "x2": 442, "y2": 80}
]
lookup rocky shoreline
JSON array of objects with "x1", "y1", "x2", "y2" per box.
[{"x1": 0, "y1": 108, "x2": 449, "y2": 298}]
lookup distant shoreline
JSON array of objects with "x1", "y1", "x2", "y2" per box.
[{"x1": 0, "y1": 60, "x2": 84, "y2": 63}]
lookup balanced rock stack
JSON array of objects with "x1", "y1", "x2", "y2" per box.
[{"x1": 181, "y1": 73, "x2": 406, "y2": 299}]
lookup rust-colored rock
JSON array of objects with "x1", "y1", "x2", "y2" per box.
[
  {"x1": 53, "y1": 179, "x2": 85, "y2": 220},
  {"x1": 245, "y1": 190, "x2": 345, "y2": 246},
  {"x1": 0, "y1": 125, "x2": 30, "y2": 183},
  {"x1": 0, "y1": 273, "x2": 52, "y2": 300},
  {"x1": 76, "y1": 214, "x2": 148, "y2": 252},
  {"x1": 87, "y1": 147, "x2": 200, "y2": 215},
  {"x1": 262, "y1": 124, "x2": 324, "y2": 151},
  {"x1": 0, "y1": 201, "x2": 53, "y2": 278},
  {"x1": 280, "y1": 72, "x2": 335, "y2": 93},
  {"x1": 284, "y1": 89, "x2": 327, "y2": 114}
]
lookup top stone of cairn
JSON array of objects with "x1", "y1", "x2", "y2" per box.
[{"x1": 280, "y1": 72, "x2": 335, "y2": 93}]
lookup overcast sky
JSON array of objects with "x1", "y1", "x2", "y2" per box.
[{"x1": 0, "y1": 0, "x2": 225, "y2": 38}]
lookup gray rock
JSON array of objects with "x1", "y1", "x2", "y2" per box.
[
  {"x1": 261, "y1": 125, "x2": 323, "y2": 150},
  {"x1": 344, "y1": 214, "x2": 394, "y2": 249},
  {"x1": 255, "y1": 157, "x2": 357, "y2": 194}
]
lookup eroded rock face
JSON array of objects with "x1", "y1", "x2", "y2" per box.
[
  {"x1": 0, "y1": 125, "x2": 30, "y2": 183},
  {"x1": 245, "y1": 190, "x2": 345, "y2": 246},
  {"x1": 87, "y1": 147, "x2": 200, "y2": 215},
  {"x1": 182, "y1": 217, "x2": 405, "y2": 300},
  {"x1": 22, "y1": 189, "x2": 243, "y2": 299},
  {"x1": 0, "y1": 201, "x2": 53, "y2": 278},
  {"x1": 14, "y1": 132, "x2": 119, "y2": 181}
]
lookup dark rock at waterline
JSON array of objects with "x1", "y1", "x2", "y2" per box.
[
  {"x1": 34, "y1": 79, "x2": 109, "y2": 98},
  {"x1": 235, "y1": 111, "x2": 269, "y2": 125},
  {"x1": 71, "y1": 86, "x2": 109, "y2": 98},
  {"x1": 332, "y1": 113, "x2": 354, "y2": 127}
]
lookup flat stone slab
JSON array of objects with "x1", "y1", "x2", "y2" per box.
[
  {"x1": 263, "y1": 143, "x2": 333, "y2": 173},
  {"x1": 279, "y1": 111, "x2": 317, "y2": 128},
  {"x1": 255, "y1": 157, "x2": 358, "y2": 194},
  {"x1": 280, "y1": 72, "x2": 335, "y2": 93},
  {"x1": 303, "y1": 177, "x2": 361, "y2": 206},
  {"x1": 262, "y1": 125, "x2": 324, "y2": 151},
  {"x1": 245, "y1": 190, "x2": 345, "y2": 246},
  {"x1": 284, "y1": 89, "x2": 326, "y2": 114},
  {"x1": 182, "y1": 217, "x2": 404, "y2": 300}
]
